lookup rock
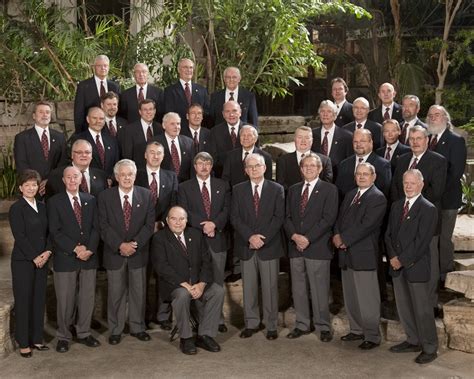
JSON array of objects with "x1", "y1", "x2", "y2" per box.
[
  {"x1": 259, "y1": 116, "x2": 306, "y2": 132},
  {"x1": 443, "y1": 299, "x2": 474, "y2": 353},
  {"x1": 454, "y1": 257, "x2": 474, "y2": 271},
  {"x1": 453, "y1": 215, "x2": 474, "y2": 252},
  {"x1": 0, "y1": 219, "x2": 14, "y2": 258},
  {"x1": 56, "y1": 101, "x2": 74, "y2": 121},
  {"x1": 0, "y1": 300, "x2": 14, "y2": 357},
  {"x1": 261, "y1": 142, "x2": 295, "y2": 161},
  {"x1": 259, "y1": 134, "x2": 295, "y2": 144},
  {"x1": 331, "y1": 308, "x2": 350, "y2": 336},
  {"x1": 445, "y1": 271, "x2": 474, "y2": 300}
]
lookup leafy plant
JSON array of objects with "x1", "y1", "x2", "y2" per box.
[
  {"x1": 458, "y1": 117, "x2": 474, "y2": 149},
  {"x1": 0, "y1": 143, "x2": 17, "y2": 199},
  {"x1": 460, "y1": 174, "x2": 474, "y2": 216}
]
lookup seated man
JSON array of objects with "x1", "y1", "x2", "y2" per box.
[{"x1": 151, "y1": 206, "x2": 225, "y2": 355}]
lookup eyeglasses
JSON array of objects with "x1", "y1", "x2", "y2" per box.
[
  {"x1": 246, "y1": 164, "x2": 264, "y2": 170},
  {"x1": 72, "y1": 150, "x2": 92, "y2": 155}
]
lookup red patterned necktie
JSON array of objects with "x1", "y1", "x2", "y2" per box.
[
  {"x1": 184, "y1": 82, "x2": 192, "y2": 105},
  {"x1": 229, "y1": 92, "x2": 235, "y2": 101},
  {"x1": 138, "y1": 87, "x2": 145, "y2": 102},
  {"x1": 409, "y1": 157, "x2": 418, "y2": 169},
  {"x1": 351, "y1": 190, "x2": 361, "y2": 206},
  {"x1": 193, "y1": 131, "x2": 199, "y2": 153},
  {"x1": 171, "y1": 139, "x2": 181, "y2": 175},
  {"x1": 146, "y1": 125, "x2": 153, "y2": 142},
  {"x1": 356, "y1": 123, "x2": 362, "y2": 129},
  {"x1": 95, "y1": 134, "x2": 105, "y2": 169},
  {"x1": 384, "y1": 107, "x2": 390, "y2": 120},
  {"x1": 429, "y1": 135, "x2": 438, "y2": 150},
  {"x1": 73, "y1": 196, "x2": 82, "y2": 227},
  {"x1": 100, "y1": 81, "x2": 106, "y2": 97},
  {"x1": 201, "y1": 181, "x2": 211, "y2": 219},
  {"x1": 230, "y1": 126, "x2": 237, "y2": 148},
  {"x1": 300, "y1": 183, "x2": 310, "y2": 216},
  {"x1": 177, "y1": 234, "x2": 187, "y2": 254},
  {"x1": 385, "y1": 146, "x2": 392, "y2": 160},
  {"x1": 150, "y1": 172, "x2": 158, "y2": 204},
  {"x1": 123, "y1": 194, "x2": 132, "y2": 231},
  {"x1": 109, "y1": 120, "x2": 117, "y2": 137},
  {"x1": 401, "y1": 200, "x2": 410, "y2": 221},
  {"x1": 400, "y1": 122, "x2": 408, "y2": 143},
  {"x1": 253, "y1": 184, "x2": 260, "y2": 216},
  {"x1": 41, "y1": 129, "x2": 49, "y2": 160},
  {"x1": 80, "y1": 171, "x2": 89, "y2": 193},
  {"x1": 321, "y1": 131, "x2": 329, "y2": 156}
]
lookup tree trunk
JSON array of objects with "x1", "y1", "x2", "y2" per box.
[{"x1": 390, "y1": 0, "x2": 402, "y2": 87}]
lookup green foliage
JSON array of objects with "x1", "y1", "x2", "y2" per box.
[
  {"x1": 458, "y1": 117, "x2": 474, "y2": 149},
  {"x1": 0, "y1": 143, "x2": 17, "y2": 200},
  {"x1": 460, "y1": 174, "x2": 474, "y2": 216}
]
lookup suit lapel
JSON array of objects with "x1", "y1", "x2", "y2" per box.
[
  {"x1": 28, "y1": 128, "x2": 46, "y2": 162},
  {"x1": 303, "y1": 180, "x2": 321, "y2": 215}
]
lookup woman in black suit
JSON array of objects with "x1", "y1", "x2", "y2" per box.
[{"x1": 9, "y1": 169, "x2": 52, "y2": 357}]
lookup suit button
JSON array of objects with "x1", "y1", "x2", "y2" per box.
[{"x1": 80, "y1": 232, "x2": 84, "y2": 235}]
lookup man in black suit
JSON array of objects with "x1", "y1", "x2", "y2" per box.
[
  {"x1": 210, "y1": 66, "x2": 258, "y2": 128},
  {"x1": 231, "y1": 154, "x2": 285, "y2": 341},
  {"x1": 14, "y1": 101, "x2": 68, "y2": 197},
  {"x1": 223, "y1": 124, "x2": 272, "y2": 187},
  {"x1": 151, "y1": 206, "x2": 225, "y2": 355},
  {"x1": 427, "y1": 105, "x2": 467, "y2": 281},
  {"x1": 48, "y1": 166, "x2": 101, "y2": 353},
  {"x1": 178, "y1": 152, "x2": 231, "y2": 332},
  {"x1": 98, "y1": 159, "x2": 155, "y2": 345},
  {"x1": 119, "y1": 63, "x2": 164, "y2": 123},
  {"x1": 333, "y1": 163, "x2": 387, "y2": 350},
  {"x1": 399, "y1": 95, "x2": 427, "y2": 144},
  {"x1": 163, "y1": 58, "x2": 210, "y2": 130},
  {"x1": 335, "y1": 128, "x2": 392, "y2": 199},
  {"x1": 391, "y1": 126, "x2": 447, "y2": 311},
  {"x1": 343, "y1": 97, "x2": 383, "y2": 150},
  {"x1": 46, "y1": 139, "x2": 108, "y2": 198},
  {"x1": 368, "y1": 82, "x2": 403, "y2": 125},
  {"x1": 276, "y1": 126, "x2": 333, "y2": 189},
  {"x1": 135, "y1": 141, "x2": 178, "y2": 330},
  {"x1": 311, "y1": 100, "x2": 353, "y2": 182},
  {"x1": 376, "y1": 119, "x2": 411, "y2": 174},
  {"x1": 285, "y1": 153, "x2": 338, "y2": 342},
  {"x1": 386, "y1": 169, "x2": 438, "y2": 364},
  {"x1": 74, "y1": 54, "x2": 121, "y2": 133},
  {"x1": 180, "y1": 103, "x2": 211, "y2": 154},
  {"x1": 100, "y1": 92, "x2": 128, "y2": 149},
  {"x1": 331, "y1": 77, "x2": 354, "y2": 127},
  {"x1": 154, "y1": 112, "x2": 195, "y2": 182},
  {"x1": 122, "y1": 99, "x2": 163, "y2": 169}
]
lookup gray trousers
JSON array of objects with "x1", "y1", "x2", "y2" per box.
[
  {"x1": 107, "y1": 261, "x2": 146, "y2": 335},
  {"x1": 209, "y1": 247, "x2": 227, "y2": 324},
  {"x1": 290, "y1": 257, "x2": 331, "y2": 333},
  {"x1": 341, "y1": 268, "x2": 381, "y2": 344},
  {"x1": 171, "y1": 283, "x2": 224, "y2": 339},
  {"x1": 393, "y1": 275, "x2": 438, "y2": 354},
  {"x1": 439, "y1": 209, "x2": 458, "y2": 279},
  {"x1": 241, "y1": 255, "x2": 279, "y2": 331},
  {"x1": 54, "y1": 268, "x2": 96, "y2": 341},
  {"x1": 428, "y1": 236, "x2": 440, "y2": 308}
]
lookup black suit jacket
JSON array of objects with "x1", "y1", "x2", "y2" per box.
[
  {"x1": 276, "y1": 151, "x2": 333, "y2": 190},
  {"x1": 119, "y1": 84, "x2": 164, "y2": 123},
  {"x1": 163, "y1": 81, "x2": 210, "y2": 129},
  {"x1": 376, "y1": 142, "x2": 411, "y2": 174},
  {"x1": 46, "y1": 166, "x2": 108, "y2": 199},
  {"x1": 121, "y1": 120, "x2": 163, "y2": 169},
  {"x1": 48, "y1": 192, "x2": 100, "y2": 271},
  {"x1": 342, "y1": 120, "x2": 384, "y2": 151},
  {"x1": 222, "y1": 147, "x2": 272, "y2": 187},
  {"x1": 180, "y1": 126, "x2": 211, "y2": 154},
  {"x1": 385, "y1": 195, "x2": 438, "y2": 282},
  {"x1": 9, "y1": 198, "x2": 50, "y2": 261},
  {"x1": 102, "y1": 116, "x2": 128, "y2": 155},
  {"x1": 335, "y1": 101, "x2": 354, "y2": 127},
  {"x1": 178, "y1": 177, "x2": 231, "y2": 252},
  {"x1": 431, "y1": 129, "x2": 467, "y2": 209},
  {"x1": 368, "y1": 102, "x2": 403, "y2": 125},
  {"x1": 74, "y1": 77, "x2": 121, "y2": 133},
  {"x1": 154, "y1": 134, "x2": 195, "y2": 182},
  {"x1": 135, "y1": 168, "x2": 178, "y2": 222},
  {"x1": 209, "y1": 121, "x2": 244, "y2": 177},
  {"x1": 284, "y1": 180, "x2": 338, "y2": 259},
  {"x1": 230, "y1": 180, "x2": 285, "y2": 261},
  {"x1": 98, "y1": 186, "x2": 155, "y2": 270},
  {"x1": 14, "y1": 127, "x2": 68, "y2": 180},
  {"x1": 151, "y1": 227, "x2": 213, "y2": 301},
  {"x1": 335, "y1": 152, "x2": 392, "y2": 199},
  {"x1": 210, "y1": 87, "x2": 258, "y2": 128},
  {"x1": 334, "y1": 185, "x2": 387, "y2": 270}
]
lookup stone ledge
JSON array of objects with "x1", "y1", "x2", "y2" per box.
[
  {"x1": 453, "y1": 215, "x2": 474, "y2": 251},
  {"x1": 443, "y1": 299, "x2": 474, "y2": 353},
  {"x1": 445, "y1": 271, "x2": 474, "y2": 301}
]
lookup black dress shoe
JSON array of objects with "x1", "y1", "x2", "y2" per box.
[
  {"x1": 180, "y1": 338, "x2": 197, "y2": 355},
  {"x1": 108, "y1": 335, "x2": 121, "y2": 345},
  {"x1": 358, "y1": 341, "x2": 380, "y2": 350},
  {"x1": 341, "y1": 333, "x2": 364, "y2": 341},
  {"x1": 130, "y1": 331, "x2": 151, "y2": 341},
  {"x1": 389, "y1": 341, "x2": 422, "y2": 353},
  {"x1": 286, "y1": 328, "x2": 311, "y2": 339},
  {"x1": 56, "y1": 340, "x2": 69, "y2": 353},
  {"x1": 266, "y1": 330, "x2": 278, "y2": 340},
  {"x1": 32, "y1": 344, "x2": 49, "y2": 351},
  {"x1": 77, "y1": 335, "x2": 100, "y2": 347},
  {"x1": 196, "y1": 335, "x2": 221, "y2": 352},
  {"x1": 20, "y1": 350, "x2": 32, "y2": 358},
  {"x1": 415, "y1": 351, "x2": 437, "y2": 364},
  {"x1": 240, "y1": 327, "x2": 261, "y2": 338},
  {"x1": 218, "y1": 324, "x2": 228, "y2": 333},
  {"x1": 225, "y1": 273, "x2": 242, "y2": 283},
  {"x1": 320, "y1": 331, "x2": 333, "y2": 342},
  {"x1": 157, "y1": 320, "x2": 172, "y2": 331}
]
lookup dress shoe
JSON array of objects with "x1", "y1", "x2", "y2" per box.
[
  {"x1": 157, "y1": 320, "x2": 172, "y2": 331},
  {"x1": 131, "y1": 331, "x2": 151, "y2": 341},
  {"x1": 196, "y1": 335, "x2": 221, "y2": 352},
  {"x1": 239, "y1": 326, "x2": 262, "y2": 339},
  {"x1": 180, "y1": 338, "x2": 197, "y2": 355},
  {"x1": 32, "y1": 344, "x2": 49, "y2": 351},
  {"x1": 340, "y1": 333, "x2": 364, "y2": 341},
  {"x1": 286, "y1": 328, "x2": 311, "y2": 339},
  {"x1": 108, "y1": 335, "x2": 121, "y2": 345},
  {"x1": 320, "y1": 331, "x2": 333, "y2": 342},
  {"x1": 76, "y1": 335, "x2": 100, "y2": 347},
  {"x1": 56, "y1": 340, "x2": 69, "y2": 353},
  {"x1": 20, "y1": 350, "x2": 32, "y2": 358},
  {"x1": 225, "y1": 273, "x2": 242, "y2": 283},
  {"x1": 389, "y1": 341, "x2": 422, "y2": 353},
  {"x1": 218, "y1": 324, "x2": 228, "y2": 333},
  {"x1": 266, "y1": 330, "x2": 278, "y2": 340},
  {"x1": 415, "y1": 351, "x2": 437, "y2": 364},
  {"x1": 358, "y1": 341, "x2": 380, "y2": 350}
]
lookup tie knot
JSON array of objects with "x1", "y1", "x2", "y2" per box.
[
  {"x1": 301, "y1": 153, "x2": 305, "y2": 158},
  {"x1": 357, "y1": 123, "x2": 362, "y2": 129},
  {"x1": 151, "y1": 172, "x2": 156, "y2": 177},
  {"x1": 358, "y1": 157, "x2": 364, "y2": 163},
  {"x1": 325, "y1": 131, "x2": 329, "y2": 136},
  {"x1": 172, "y1": 139, "x2": 175, "y2": 144},
  {"x1": 386, "y1": 107, "x2": 390, "y2": 112},
  {"x1": 387, "y1": 146, "x2": 392, "y2": 151},
  {"x1": 231, "y1": 126, "x2": 235, "y2": 132},
  {"x1": 203, "y1": 181, "x2": 206, "y2": 187},
  {"x1": 255, "y1": 184, "x2": 259, "y2": 190},
  {"x1": 124, "y1": 195, "x2": 129, "y2": 200},
  {"x1": 140, "y1": 86, "x2": 143, "y2": 91},
  {"x1": 306, "y1": 183, "x2": 310, "y2": 188},
  {"x1": 73, "y1": 196, "x2": 78, "y2": 201},
  {"x1": 185, "y1": 82, "x2": 189, "y2": 88},
  {"x1": 96, "y1": 134, "x2": 100, "y2": 141},
  {"x1": 42, "y1": 129, "x2": 47, "y2": 135}
]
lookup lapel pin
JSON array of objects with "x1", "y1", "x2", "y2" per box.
[
  {"x1": 216, "y1": 190, "x2": 220, "y2": 194},
  {"x1": 137, "y1": 204, "x2": 141, "y2": 208},
  {"x1": 334, "y1": 141, "x2": 338, "y2": 145},
  {"x1": 407, "y1": 216, "x2": 411, "y2": 220},
  {"x1": 162, "y1": 184, "x2": 165, "y2": 188},
  {"x1": 188, "y1": 238, "x2": 192, "y2": 242},
  {"x1": 183, "y1": 151, "x2": 186, "y2": 155},
  {"x1": 52, "y1": 139, "x2": 56, "y2": 143},
  {"x1": 93, "y1": 176, "x2": 97, "y2": 180},
  {"x1": 107, "y1": 146, "x2": 111, "y2": 150},
  {"x1": 84, "y1": 202, "x2": 88, "y2": 206}
]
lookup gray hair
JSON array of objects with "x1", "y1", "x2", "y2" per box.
[
  {"x1": 382, "y1": 119, "x2": 401, "y2": 131},
  {"x1": 223, "y1": 66, "x2": 241, "y2": 78},
  {"x1": 113, "y1": 159, "x2": 137, "y2": 177},
  {"x1": 353, "y1": 97, "x2": 370, "y2": 108},
  {"x1": 240, "y1": 124, "x2": 259, "y2": 139},
  {"x1": 71, "y1": 139, "x2": 92, "y2": 151},
  {"x1": 318, "y1": 100, "x2": 337, "y2": 116},
  {"x1": 94, "y1": 55, "x2": 110, "y2": 65},
  {"x1": 245, "y1": 153, "x2": 265, "y2": 167},
  {"x1": 300, "y1": 152, "x2": 322, "y2": 168},
  {"x1": 162, "y1": 112, "x2": 181, "y2": 125},
  {"x1": 194, "y1": 151, "x2": 214, "y2": 165},
  {"x1": 356, "y1": 162, "x2": 376, "y2": 175},
  {"x1": 402, "y1": 94, "x2": 420, "y2": 108},
  {"x1": 403, "y1": 169, "x2": 424, "y2": 182},
  {"x1": 427, "y1": 104, "x2": 452, "y2": 129},
  {"x1": 409, "y1": 125, "x2": 429, "y2": 137}
]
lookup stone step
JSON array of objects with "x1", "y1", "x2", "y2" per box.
[
  {"x1": 443, "y1": 299, "x2": 474, "y2": 353},
  {"x1": 445, "y1": 270, "x2": 474, "y2": 301}
]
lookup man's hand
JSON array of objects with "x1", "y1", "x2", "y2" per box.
[
  {"x1": 190, "y1": 282, "x2": 206, "y2": 299},
  {"x1": 77, "y1": 250, "x2": 93, "y2": 261},
  {"x1": 249, "y1": 234, "x2": 265, "y2": 250},
  {"x1": 38, "y1": 179, "x2": 48, "y2": 196},
  {"x1": 119, "y1": 241, "x2": 138, "y2": 256},
  {"x1": 291, "y1": 233, "x2": 310, "y2": 252},
  {"x1": 390, "y1": 256, "x2": 402, "y2": 270},
  {"x1": 332, "y1": 234, "x2": 346, "y2": 250},
  {"x1": 200, "y1": 221, "x2": 216, "y2": 238}
]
